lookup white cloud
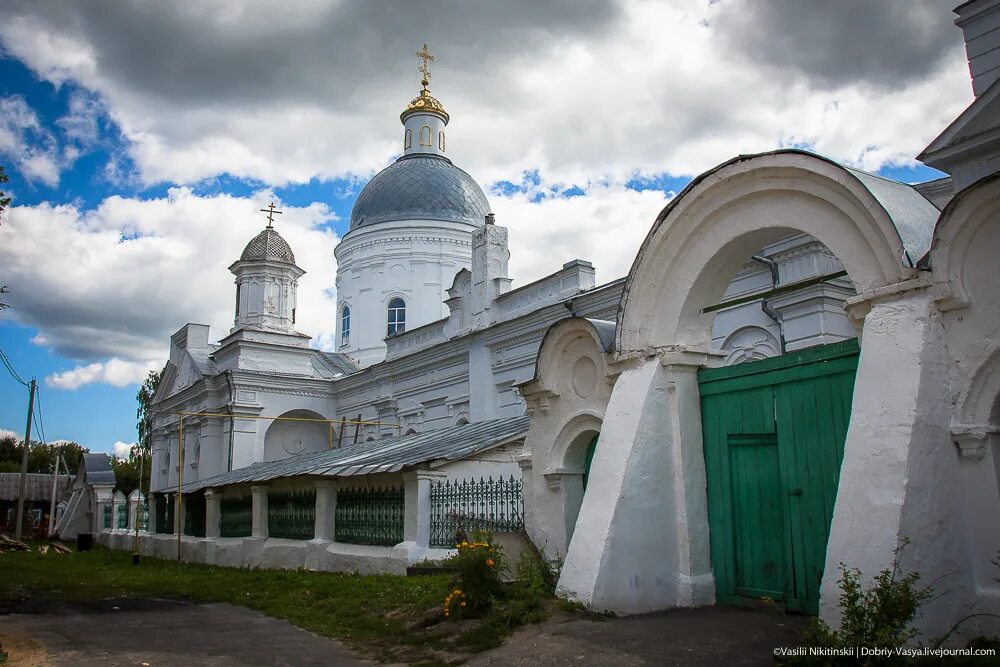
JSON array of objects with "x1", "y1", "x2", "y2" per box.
[
  {"x1": 0, "y1": 1, "x2": 971, "y2": 188},
  {"x1": 46, "y1": 358, "x2": 162, "y2": 390},
  {"x1": 1, "y1": 189, "x2": 339, "y2": 377},
  {"x1": 112, "y1": 440, "x2": 135, "y2": 459},
  {"x1": 0, "y1": 96, "x2": 62, "y2": 186},
  {"x1": 0, "y1": 428, "x2": 19, "y2": 441},
  {"x1": 494, "y1": 184, "x2": 675, "y2": 287}
]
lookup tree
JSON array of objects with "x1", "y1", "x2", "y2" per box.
[
  {"x1": 0, "y1": 435, "x2": 88, "y2": 474},
  {"x1": 1, "y1": 165, "x2": 12, "y2": 310},
  {"x1": 130, "y1": 368, "x2": 162, "y2": 495},
  {"x1": 136, "y1": 368, "x2": 162, "y2": 460},
  {"x1": 111, "y1": 452, "x2": 145, "y2": 497}
]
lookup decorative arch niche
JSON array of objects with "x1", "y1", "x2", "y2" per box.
[{"x1": 263, "y1": 410, "x2": 332, "y2": 462}]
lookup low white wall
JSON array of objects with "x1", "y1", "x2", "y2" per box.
[{"x1": 95, "y1": 529, "x2": 439, "y2": 576}]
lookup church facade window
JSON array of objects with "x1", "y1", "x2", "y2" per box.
[
  {"x1": 341, "y1": 305, "x2": 351, "y2": 345},
  {"x1": 404, "y1": 129, "x2": 412, "y2": 149},
  {"x1": 438, "y1": 131, "x2": 445, "y2": 151},
  {"x1": 419, "y1": 125, "x2": 432, "y2": 146},
  {"x1": 387, "y1": 297, "x2": 406, "y2": 336}
]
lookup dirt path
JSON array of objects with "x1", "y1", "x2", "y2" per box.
[
  {"x1": 469, "y1": 605, "x2": 807, "y2": 667},
  {"x1": 0, "y1": 598, "x2": 371, "y2": 667}
]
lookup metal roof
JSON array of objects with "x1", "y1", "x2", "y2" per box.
[
  {"x1": 183, "y1": 416, "x2": 529, "y2": 493},
  {"x1": 0, "y1": 473, "x2": 72, "y2": 502},
  {"x1": 240, "y1": 226, "x2": 297, "y2": 264},
  {"x1": 81, "y1": 453, "x2": 116, "y2": 486},
  {"x1": 319, "y1": 351, "x2": 359, "y2": 376},
  {"x1": 843, "y1": 167, "x2": 939, "y2": 266},
  {"x1": 349, "y1": 154, "x2": 491, "y2": 231}
]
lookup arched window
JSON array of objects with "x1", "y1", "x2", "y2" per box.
[
  {"x1": 404, "y1": 129, "x2": 412, "y2": 149},
  {"x1": 387, "y1": 297, "x2": 406, "y2": 336},
  {"x1": 419, "y1": 125, "x2": 432, "y2": 146},
  {"x1": 438, "y1": 131, "x2": 445, "y2": 151},
  {"x1": 341, "y1": 305, "x2": 351, "y2": 346}
]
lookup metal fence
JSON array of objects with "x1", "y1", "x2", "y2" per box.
[
  {"x1": 139, "y1": 497, "x2": 149, "y2": 531},
  {"x1": 334, "y1": 486, "x2": 404, "y2": 546},
  {"x1": 155, "y1": 494, "x2": 173, "y2": 534},
  {"x1": 103, "y1": 504, "x2": 113, "y2": 530},
  {"x1": 429, "y1": 475, "x2": 524, "y2": 548},
  {"x1": 116, "y1": 503, "x2": 128, "y2": 529},
  {"x1": 268, "y1": 490, "x2": 316, "y2": 540},
  {"x1": 220, "y1": 495, "x2": 252, "y2": 537},
  {"x1": 184, "y1": 492, "x2": 206, "y2": 538}
]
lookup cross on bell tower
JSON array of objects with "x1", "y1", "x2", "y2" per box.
[{"x1": 260, "y1": 202, "x2": 283, "y2": 228}]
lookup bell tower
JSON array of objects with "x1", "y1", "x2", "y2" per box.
[{"x1": 230, "y1": 203, "x2": 305, "y2": 334}]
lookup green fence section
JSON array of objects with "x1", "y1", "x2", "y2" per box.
[
  {"x1": 116, "y1": 503, "x2": 128, "y2": 529},
  {"x1": 102, "y1": 504, "x2": 112, "y2": 530},
  {"x1": 139, "y1": 497, "x2": 149, "y2": 531},
  {"x1": 429, "y1": 475, "x2": 524, "y2": 548},
  {"x1": 335, "y1": 486, "x2": 404, "y2": 546},
  {"x1": 268, "y1": 490, "x2": 316, "y2": 540},
  {"x1": 220, "y1": 496, "x2": 252, "y2": 537},
  {"x1": 184, "y1": 492, "x2": 206, "y2": 538}
]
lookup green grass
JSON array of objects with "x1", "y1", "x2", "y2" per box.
[{"x1": 0, "y1": 545, "x2": 548, "y2": 665}]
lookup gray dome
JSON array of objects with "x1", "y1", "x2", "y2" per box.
[
  {"x1": 349, "y1": 154, "x2": 491, "y2": 231},
  {"x1": 240, "y1": 226, "x2": 296, "y2": 264}
]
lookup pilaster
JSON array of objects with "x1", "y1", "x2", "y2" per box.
[
  {"x1": 204, "y1": 489, "x2": 221, "y2": 539},
  {"x1": 251, "y1": 485, "x2": 269, "y2": 539},
  {"x1": 403, "y1": 469, "x2": 447, "y2": 547},
  {"x1": 314, "y1": 480, "x2": 337, "y2": 542}
]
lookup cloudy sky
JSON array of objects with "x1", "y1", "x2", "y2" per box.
[{"x1": 0, "y1": 0, "x2": 971, "y2": 454}]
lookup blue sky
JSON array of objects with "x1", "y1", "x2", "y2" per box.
[{"x1": 0, "y1": 1, "x2": 966, "y2": 454}]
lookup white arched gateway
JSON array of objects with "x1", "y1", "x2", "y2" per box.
[{"x1": 526, "y1": 149, "x2": 999, "y2": 641}]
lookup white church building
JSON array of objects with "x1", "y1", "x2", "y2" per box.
[{"x1": 99, "y1": 4, "x2": 1000, "y2": 643}]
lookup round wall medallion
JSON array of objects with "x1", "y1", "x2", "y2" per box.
[
  {"x1": 281, "y1": 425, "x2": 308, "y2": 455},
  {"x1": 571, "y1": 356, "x2": 598, "y2": 399}
]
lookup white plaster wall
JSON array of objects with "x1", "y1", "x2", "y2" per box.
[{"x1": 334, "y1": 219, "x2": 475, "y2": 367}]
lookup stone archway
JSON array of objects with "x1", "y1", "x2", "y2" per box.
[
  {"x1": 263, "y1": 410, "x2": 332, "y2": 462},
  {"x1": 558, "y1": 150, "x2": 940, "y2": 617},
  {"x1": 549, "y1": 415, "x2": 603, "y2": 553},
  {"x1": 520, "y1": 317, "x2": 616, "y2": 561}
]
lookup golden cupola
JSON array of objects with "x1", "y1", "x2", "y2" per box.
[{"x1": 400, "y1": 44, "x2": 450, "y2": 157}]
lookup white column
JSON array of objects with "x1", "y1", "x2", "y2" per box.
[
  {"x1": 204, "y1": 489, "x2": 221, "y2": 539},
  {"x1": 403, "y1": 469, "x2": 446, "y2": 547},
  {"x1": 821, "y1": 290, "x2": 955, "y2": 635},
  {"x1": 128, "y1": 495, "x2": 138, "y2": 531},
  {"x1": 313, "y1": 480, "x2": 337, "y2": 542},
  {"x1": 556, "y1": 353, "x2": 716, "y2": 614},
  {"x1": 251, "y1": 485, "x2": 269, "y2": 538}
]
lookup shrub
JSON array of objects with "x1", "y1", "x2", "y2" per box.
[
  {"x1": 444, "y1": 532, "x2": 506, "y2": 618},
  {"x1": 794, "y1": 539, "x2": 933, "y2": 661}
]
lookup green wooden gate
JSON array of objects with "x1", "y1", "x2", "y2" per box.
[{"x1": 698, "y1": 339, "x2": 859, "y2": 613}]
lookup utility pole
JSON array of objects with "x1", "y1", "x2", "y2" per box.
[
  {"x1": 48, "y1": 452, "x2": 60, "y2": 537},
  {"x1": 14, "y1": 377, "x2": 36, "y2": 541}
]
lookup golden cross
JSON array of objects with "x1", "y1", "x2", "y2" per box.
[
  {"x1": 416, "y1": 43, "x2": 435, "y2": 88},
  {"x1": 260, "y1": 202, "x2": 283, "y2": 227}
]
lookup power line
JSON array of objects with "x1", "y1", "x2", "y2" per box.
[
  {"x1": 0, "y1": 347, "x2": 29, "y2": 387},
  {"x1": 34, "y1": 385, "x2": 48, "y2": 444}
]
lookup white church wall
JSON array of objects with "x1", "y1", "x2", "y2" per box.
[
  {"x1": 927, "y1": 176, "x2": 1000, "y2": 638},
  {"x1": 335, "y1": 219, "x2": 476, "y2": 367}
]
